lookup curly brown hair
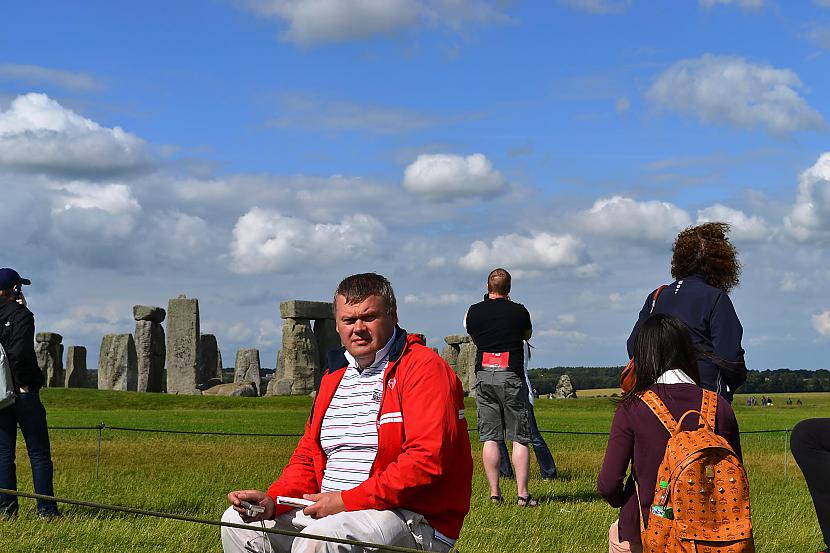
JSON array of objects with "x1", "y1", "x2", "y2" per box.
[{"x1": 671, "y1": 222, "x2": 741, "y2": 292}]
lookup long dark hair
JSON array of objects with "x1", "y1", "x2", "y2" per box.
[{"x1": 621, "y1": 313, "x2": 700, "y2": 404}]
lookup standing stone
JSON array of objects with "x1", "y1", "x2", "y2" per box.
[
  {"x1": 98, "y1": 334, "x2": 138, "y2": 391},
  {"x1": 134, "y1": 320, "x2": 166, "y2": 393},
  {"x1": 312, "y1": 318, "x2": 341, "y2": 375},
  {"x1": 65, "y1": 345, "x2": 88, "y2": 388},
  {"x1": 456, "y1": 338, "x2": 477, "y2": 395},
  {"x1": 270, "y1": 318, "x2": 319, "y2": 395},
  {"x1": 554, "y1": 374, "x2": 577, "y2": 399},
  {"x1": 199, "y1": 334, "x2": 223, "y2": 382},
  {"x1": 441, "y1": 343, "x2": 460, "y2": 373},
  {"x1": 234, "y1": 349, "x2": 261, "y2": 395},
  {"x1": 166, "y1": 296, "x2": 200, "y2": 395},
  {"x1": 35, "y1": 332, "x2": 63, "y2": 388},
  {"x1": 444, "y1": 335, "x2": 475, "y2": 395}
]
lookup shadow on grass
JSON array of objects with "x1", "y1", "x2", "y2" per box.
[{"x1": 534, "y1": 491, "x2": 603, "y2": 504}]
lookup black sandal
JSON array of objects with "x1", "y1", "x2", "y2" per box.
[
  {"x1": 516, "y1": 494, "x2": 538, "y2": 507},
  {"x1": 490, "y1": 495, "x2": 504, "y2": 504}
]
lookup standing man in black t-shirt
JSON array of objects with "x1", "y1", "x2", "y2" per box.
[{"x1": 465, "y1": 268, "x2": 537, "y2": 507}]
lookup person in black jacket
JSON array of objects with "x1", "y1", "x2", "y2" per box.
[
  {"x1": 626, "y1": 223, "x2": 747, "y2": 403},
  {"x1": 0, "y1": 268, "x2": 59, "y2": 518}
]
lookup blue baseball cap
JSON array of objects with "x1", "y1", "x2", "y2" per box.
[{"x1": 0, "y1": 268, "x2": 31, "y2": 290}]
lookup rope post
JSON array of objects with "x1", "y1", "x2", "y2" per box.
[
  {"x1": 95, "y1": 423, "x2": 105, "y2": 481},
  {"x1": 783, "y1": 429, "x2": 790, "y2": 479}
]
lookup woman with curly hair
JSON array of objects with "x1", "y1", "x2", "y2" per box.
[{"x1": 625, "y1": 222, "x2": 747, "y2": 402}]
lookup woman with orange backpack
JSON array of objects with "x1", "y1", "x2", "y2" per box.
[{"x1": 598, "y1": 313, "x2": 747, "y2": 553}]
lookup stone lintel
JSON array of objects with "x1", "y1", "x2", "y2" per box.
[{"x1": 280, "y1": 300, "x2": 333, "y2": 320}]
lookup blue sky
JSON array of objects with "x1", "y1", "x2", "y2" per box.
[{"x1": 2, "y1": 0, "x2": 830, "y2": 370}]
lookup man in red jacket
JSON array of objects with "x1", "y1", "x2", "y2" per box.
[{"x1": 221, "y1": 273, "x2": 472, "y2": 553}]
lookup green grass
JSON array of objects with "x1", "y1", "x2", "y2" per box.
[{"x1": 1, "y1": 389, "x2": 826, "y2": 552}]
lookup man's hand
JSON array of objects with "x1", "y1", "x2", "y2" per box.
[
  {"x1": 227, "y1": 489, "x2": 275, "y2": 523},
  {"x1": 302, "y1": 491, "x2": 345, "y2": 519},
  {"x1": 15, "y1": 290, "x2": 26, "y2": 308}
]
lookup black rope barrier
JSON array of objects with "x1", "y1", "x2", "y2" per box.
[
  {"x1": 45, "y1": 423, "x2": 795, "y2": 437},
  {"x1": 0, "y1": 488, "x2": 431, "y2": 553},
  {"x1": 105, "y1": 426, "x2": 304, "y2": 438}
]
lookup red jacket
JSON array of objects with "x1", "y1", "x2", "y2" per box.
[{"x1": 266, "y1": 330, "x2": 473, "y2": 540}]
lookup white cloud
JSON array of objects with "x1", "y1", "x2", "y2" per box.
[
  {"x1": 459, "y1": 232, "x2": 588, "y2": 273},
  {"x1": 560, "y1": 0, "x2": 631, "y2": 14},
  {"x1": 51, "y1": 182, "x2": 141, "y2": 215},
  {"x1": 615, "y1": 96, "x2": 630, "y2": 114},
  {"x1": 785, "y1": 153, "x2": 830, "y2": 242},
  {"x1": 0, "y1": 93, "x2": 150, "y2": 176},
  {"x1": 403, "y1": 153, "x2": 507, "y2": 201},
  {"x1": 49, "y1": 183, "x2": 142, "y2": 245},
  {"x1": 403, "y1": 293, "x2": 464, "y2": 306},
  {"x1": 699, "y1": 0, "x2": 764, "y2": 8},
  {"x1": 804, "y1": 23, "x2": 830, "y2": 50},
  {"x1": 812, "y1": 311, "x2": 830, "y2": 337},
  {"x1": 51, "y1": 301, "x2": 136, "y2": 340},
  {"x1": 780, "y1": 272, "x2": 806, "y2": 293},
  {"x1": 538, "y1": 327, "x2": 588, "y2": 342},
  {"x1": 581, "y1": 196, "x2": 692, "y2": 244},
  {"x1": 243, "y1": 0, "x2": 508, "y2": 45},
  {"x1": 0, "y1": 64, "x2": 102, "y2": 92},
  {"x1": 647, "y1": 54, "x2": 825, "y2": 135},
  {"x1": 270, "y1": 94, "x2": 482, "y2": 134},
  {"x1": 228, "y1": 207, "x2": 385, "y2": 274},
  {"x1": 696, "y1": 204, "x2": 769, "y2": 241},
  {"x1": 557, "y1": 313, "x2": 577, "y2": 326},
  {"x1": 257, "y1": 318, "x2": 282, "y2": 348}
]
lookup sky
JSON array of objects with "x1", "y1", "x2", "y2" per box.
[{"x1": 2, "y1": 0, "x2": 830, "y2": 370}]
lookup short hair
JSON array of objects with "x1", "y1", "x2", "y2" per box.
[
  {"x1": 334, "y1": 273, "x2": 397, "y2": 315},
  {"x1": 671, "y1": 222, "x2": 740, "y2": 292},
  {"x1": 487, "y1": 268, "x2": 511, "y2": 296}
]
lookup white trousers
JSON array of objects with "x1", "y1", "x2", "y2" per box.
[{"x1": 220, "y1": 506, "x2": 453, "y2": 553}]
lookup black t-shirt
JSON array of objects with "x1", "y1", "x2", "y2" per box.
[{"x1": 465, "y1": 297, "x2": 531, "y2": 374}]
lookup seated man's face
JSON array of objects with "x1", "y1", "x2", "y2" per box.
[{"x1": 335, "y1": 294, "x2": 397, "y2": 365}]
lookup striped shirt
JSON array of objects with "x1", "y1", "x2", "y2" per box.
[{"x1": 319, "y1": 331, "x2": 395, "y2": 493}]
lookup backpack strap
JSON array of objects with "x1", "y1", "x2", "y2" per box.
[
  {"x1": 650, "y1": 284, "x2": 667, "y2": 313},
  {"x1": 640, "y1": 390, "x2": 678, "y2": 433},
  {"x1": 699, "y1": 389, "x2": 718, "y2": 430}
]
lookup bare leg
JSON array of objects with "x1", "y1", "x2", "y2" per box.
[
  {"x1": 482, "y1": 440, "x2": 502, "y2": 498},
  {"x1": 512, "y1": 441, "x2": 531, "y2": 498}
]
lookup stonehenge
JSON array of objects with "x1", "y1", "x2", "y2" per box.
[
  {"x1": 98, "y1": 334, "x2": 138, "y2": 391},
  {"x1": 166, "y1": 295, "x2": 201, "y2": 395},
  {"x1": 65, "y1": 345, "x2": 88, "y2": 388},
  {"x1": 199, "y1": 334, "x2": 223, "y2": 383},
  {"x1": 554, "y1": 374, "x2": 577, "y2": 399},
  {"x1": 442, "y1": 334, "x2": 476, "y2": 395},
  {"x1": 234, "y1": 348, "x2": 261, "y2": 395},
  {"x1": 269, "y1": 301, "x2": 340, "y2": 396},
  {"x1": 35, "y1": 332, "x2": 63, "y2": 388},
  {"x1": 134, "y1": 305, "x2": 166, "y2": 393}
]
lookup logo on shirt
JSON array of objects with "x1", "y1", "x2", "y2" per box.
[
  {"x1": 372, "y1": 389, "x2": 382, "y2": 402},
  {"x1": 388, "y1": 378, "x2": 396, "y2": 390}
]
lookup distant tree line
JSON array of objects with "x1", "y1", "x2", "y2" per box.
[{"x1": 527, "y1": 367, "x2": 830, "y2": 394}]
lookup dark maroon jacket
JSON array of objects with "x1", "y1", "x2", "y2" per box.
[{"x1": 597, "y1": 383, "x2": 742, "y2": 544}]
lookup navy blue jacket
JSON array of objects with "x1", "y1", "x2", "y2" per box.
[
  {"x1": 626, "y1": 274, "x2": 747, "y2": 402},
  {"x1": 0, "y1": 300, "x2": 44, "y2": 391}
]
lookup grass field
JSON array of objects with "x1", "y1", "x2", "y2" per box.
[{"x1": 0, "y1": 389, "x2": 826, "y2": 552}]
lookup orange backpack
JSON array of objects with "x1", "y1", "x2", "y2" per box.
[{"x1": 638, "y1": 389, "x2": 755, "y2": 553}]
